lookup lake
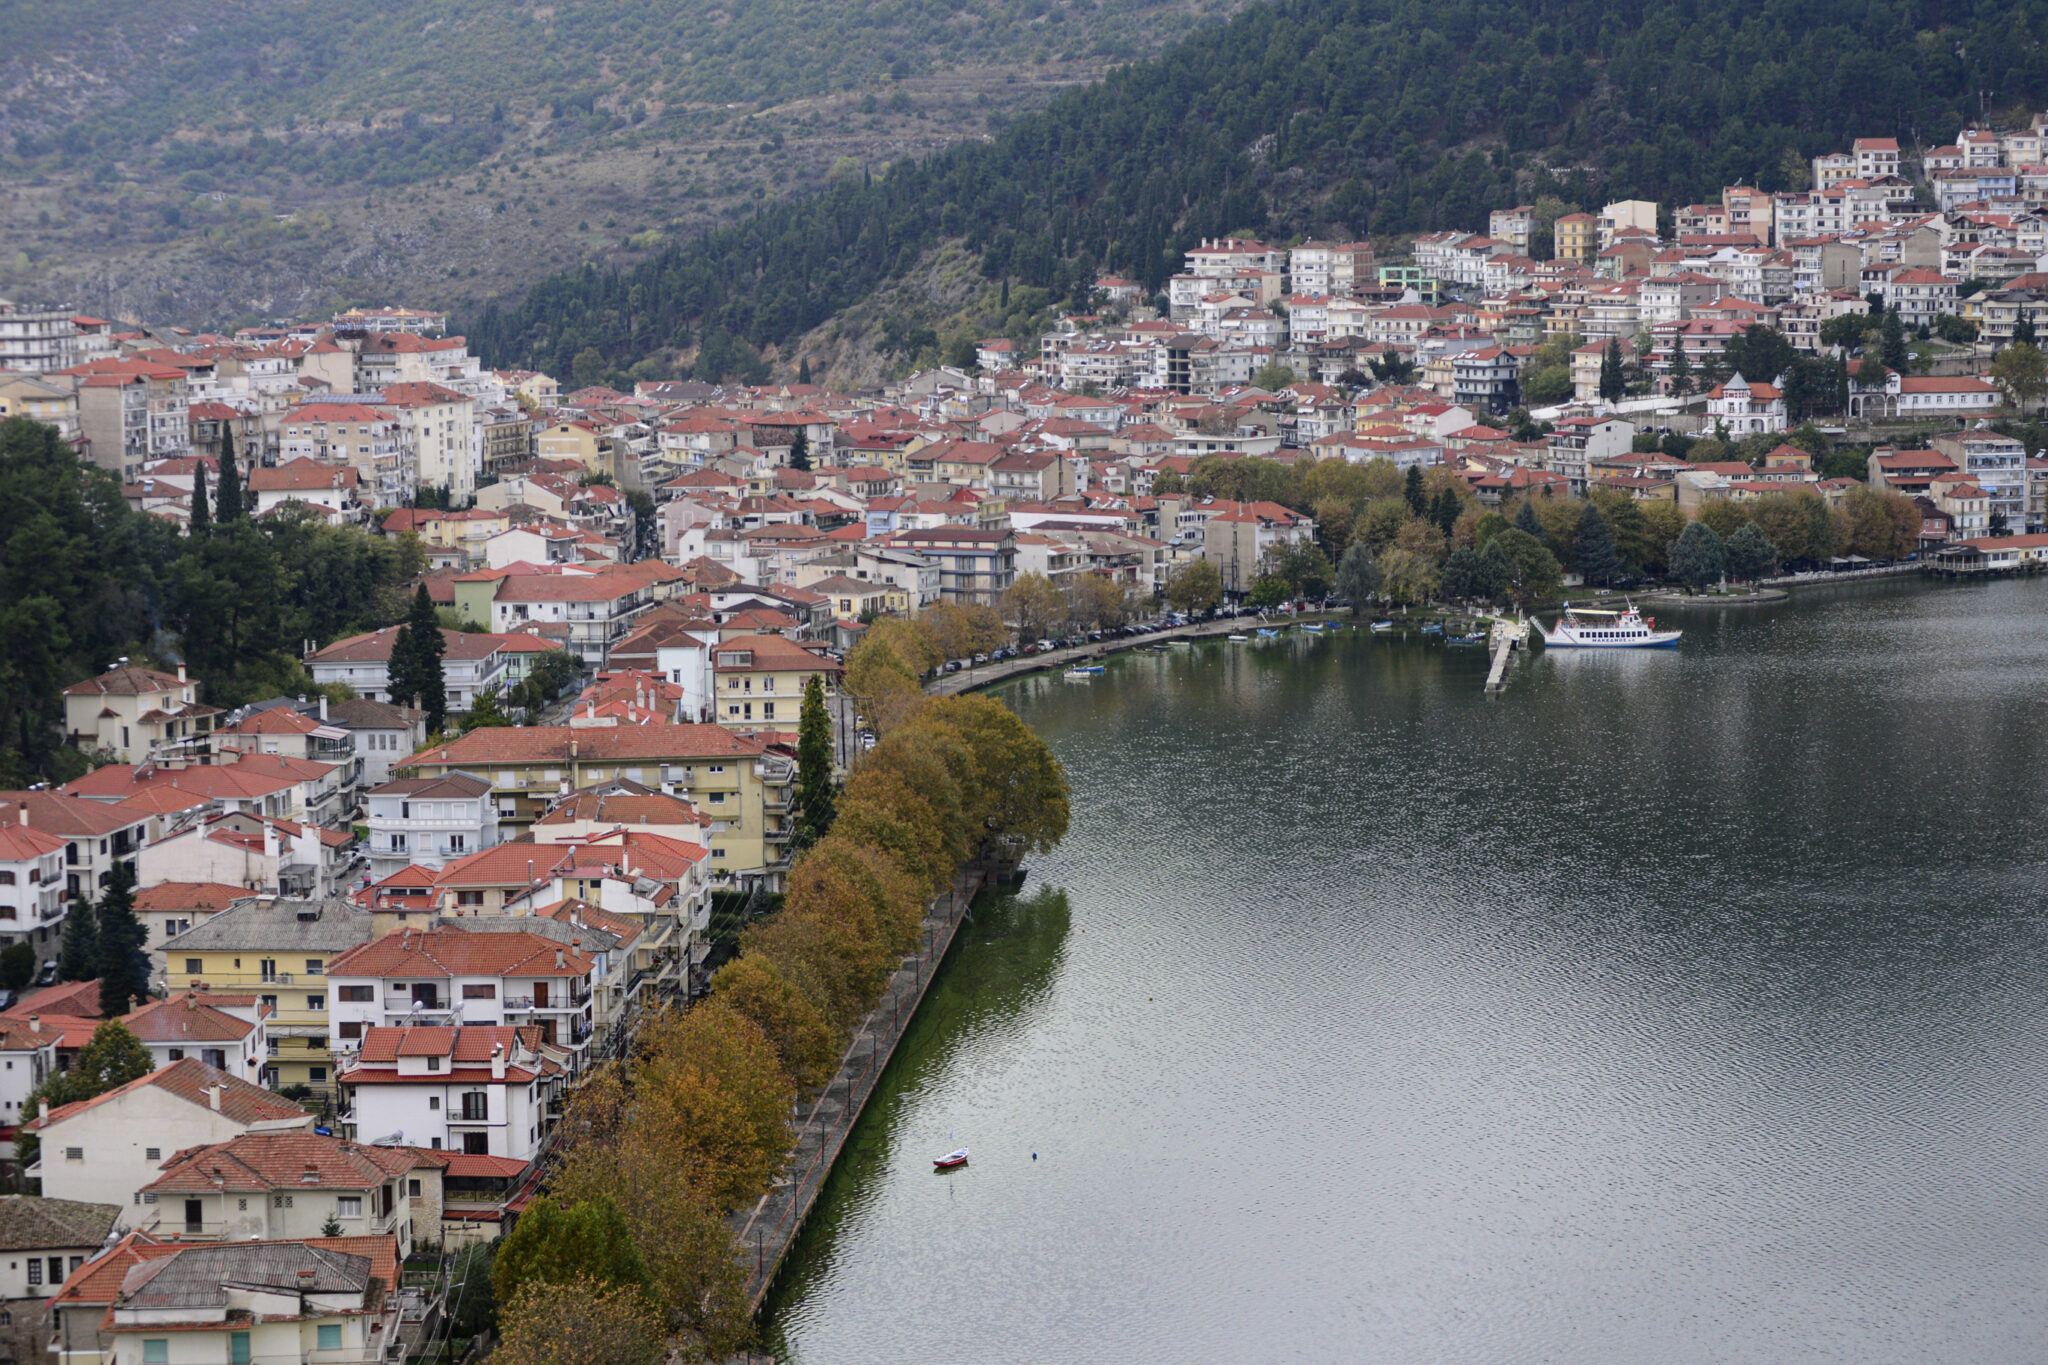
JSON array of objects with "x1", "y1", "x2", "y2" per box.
[{"x1": 762, "y1": 577, "x2": 2048, "y2": 1364}]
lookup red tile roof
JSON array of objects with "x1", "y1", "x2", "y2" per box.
[{"x1": 25, "y1": 1058, "x2": 310, "y2": 1132}]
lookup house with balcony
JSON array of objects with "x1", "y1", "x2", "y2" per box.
[
  {"x1": 1932, "y1": 431, "x2": 2029, "y2": 527},
  {"x1": 711, "y1": 635, "x2": 841, "y2": 733},
  {"x1": 246, "y1": 459, "x2": 367, "y2": 522},
  {"x1": 0, "y1": 792, "x2": 149, "y2": 905},
  {"x1": 0, "y1": 818, "x2": 67, "y2": 958},
  {"x1": 337, "y1": 1026, "x2": 564, "y2": 1159},
  {"x1": 161, "y1": 898, "x2": 374, "y2": 1100},
  {"x1": 363, "y1": 774, "x2": 500, "y2": 881},
  {"x1": 1705, "y1": 374, "x2": 1788, "y2": 435},
  {"x1": 325, "y1": 929, "x2": 597, "y2": 1063},
  {"x1": 875, "y1": 527, "x2": 1016, "y2": 605},
  {"x1": 61, "y1": 664, "x2": 219, "y2": 765},
  {"x1": 306, "y1": 627, "x2": 510, "y2": 714},
  {"x1": 137, "y1": 1131, "x2": 437, "y2": 1256}
]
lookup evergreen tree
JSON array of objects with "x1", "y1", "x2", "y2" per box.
[
  {"x1": 1403, "y1": 464, "x2": 1426, "y2": 516},
  {"x1": 797, "y1": 357, "x2": 812, "y2": 385},
  {"x1": 2016, "y1": 315, "x2": 2038, "y2": 348},
  {"x1": 788, "y1": 430, "x2": 812, "y2": 472},
  {"x1": 794, "y1": 674, "x2": 835, "y2": 848},
  {"x1": 1880, "y1": 308, "x2": 1910, "y2": 374},
  {"x1": 1430, "y1": 486, "x2": 1460, "y2": 537},
  {"x1": 189, "y1": 463, "x2": 210, "y2": 537},
  {"x1": 58, "y1": 898, "x2": 97, "y2": 981},
  {"x1": 1513, "y1": 499, "x2": 1543, "y2": 538},
  {"x1": 1599, "y1": 338, "x2": 1626, "y2": 401},
  {"x1": 1476, "y1": 537, "x2": 1513, "y2": 601},
  {"x1": 0, "y1": 944, "x2": 33, "y2": 993},
  {"x1": 1574, "y1": 501, "x2": 1625, "y2": 587},
  {"x1": 215, "y1": 425, "x2": 244, "y2": 524},
  {"x1": 1333, "y1": 541, "x2": 1380, "y2": 609},
  {"x1": 388, "y1": 585, "x2": 447, "y2": 735},
  {"x1": 1668, "y1": 520, "x2": 1726, "y2": 592},
  {"x1": 70, "y1": 1020, "x2": 152, "y2": 1093},
  {"x1": 1440, "y1": 545, "x2": 1481, "y2": 598},
  {"x1": 1668, "y1": 341, "x2": 1692, "y2": 396},
  {"x1": 94, "y1": 863, "x2": 147, "y2": 1016}
]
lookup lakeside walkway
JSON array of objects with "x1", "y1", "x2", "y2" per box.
[
  {"x1": 732, "y1": 866, "x2": 986, "y2": 1312},
  {"x1": 927, "y1": 614, "x2": 1333, "y2": 695}
]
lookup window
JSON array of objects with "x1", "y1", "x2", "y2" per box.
[
  {"x1": 339, "y1": 986, "x2": 374, "y2": 1002},
  {"x1": 337, "y1": 1196, "x2": 362, "y2": 1218},
  {"x1": 307, "y1": 995, "x2": 325, "y2": 1011},
  {"x1": 426, "y1": 1056, "x2": 442, "y2": 1071},
  {"x1": 67, "y1": 1256, "x2": 80, "y2": 1273},
  {"x1": 260, "y1": 959, "x2": 277, "y2": 982},
  {"x1": 46, "y1": 1257, "x2": 60, "y2": 1284},
  {"x1": 407, "y1": 1179, "x2": 421, "y2": 1198},
  {"x1": 26, "y1": 1259, "x2": 39, "y2": 1285},
  {"x1": 273, "y1": 1194, "x2": 294, "y2": 1208},
  {"x1": 0, "y1": 873, "x2": 13, "y2": 886},
  {"x1": 260, "y1": 995, "x2": 277, "y2": 1012},
  {"x1": 63, "y1": 1147, "x2": 81, "y2": 1162},
  {"x1": 460, "y1": 1092, "x2": 488, "y2": 1121},
  {"x1": 429, "y1": 1096, "x2": 440, "y2": 1110},
  {"x1": 317, "y1": 1324, "x2": 343, "y2": 1352},
  {"x1": 309, "y1": 1067, "x2": 326, "y2": 1082},
  {"x1": 142, "y1": 1340, "x2": 167, "y2": 1364},
  {"x1": 763, "y1": 703, "x2": 776, "y2": 720},
  {"x1": 145, "y1": 1147, "x2": 160, "y2": 1161},
  {"x1": 338, "y1": 1021, "x2": 363, "y2": 1041},
  {"x1": 305, "y1": 959, "x2": 324, "y2": 976},
  {"x1": 457, "y1": 890, "x2": 484, "y2": 906}
]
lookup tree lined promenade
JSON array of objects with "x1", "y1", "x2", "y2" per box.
[{"x1": 488, "y1": 617, "x2": 1070, "y2": 1362}]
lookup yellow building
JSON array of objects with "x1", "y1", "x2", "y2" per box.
[
  {"x1": 1553, "y1": 213, "x2": 1597, "y2": 264},
  {"x1": 404, "y1": 724, "x2": 795, "y2": 885},
  {"x1": 159, "y1": 896, "x2": 375, "y2": 1101},
  {"x1": 711, "y1": 634, "x2": 843, "y2": 731},
  {"x1": 536, "y1": 419, "x2": 607, "y2": 469}
]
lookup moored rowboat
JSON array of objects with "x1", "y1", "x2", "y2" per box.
[{"x1": 933, "y1": 1147, "x2": 969, "y2": 1170}]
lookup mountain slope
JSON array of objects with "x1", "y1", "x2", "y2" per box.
[{"x1": 472, "y1": 0, "x2": 2048, "y2": 380}]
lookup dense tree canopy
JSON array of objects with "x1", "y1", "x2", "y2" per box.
[{"x1": 474, "y1": 0, "x2": 2048, "y2": 376}]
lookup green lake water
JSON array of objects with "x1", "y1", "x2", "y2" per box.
[{"x1": 763, "y1": 577, "x2": 2048, "y2": 1363}]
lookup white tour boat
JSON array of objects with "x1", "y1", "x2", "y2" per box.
[{"x1": 1537, "y1": 602, "x2": 1681, "y2": 649}]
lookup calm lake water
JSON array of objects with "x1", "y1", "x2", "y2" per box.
[{"x1": 761, "y1": 578, "x2": 2048, "y2": 1363}]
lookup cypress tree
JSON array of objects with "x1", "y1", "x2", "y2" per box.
[
  {"x1": 797, "y1": 357, "x2": 812, "y2": 385},
  {"x1": 189, "y1": 462, "x2": 210, "y2": 537},
  {"x1": 215, "y1": 425, "x2": 244, "y2": 524},
  {"x1": 57, "y1": 897, "x2": 97, "y2": 982},
  {"x1": 1514, "y1": 499, "x2": 1543, "y2": 538},
  {"x1": 1403, "y1": 464, "x2": 1426, "y2": 516},
  {"x1": 94, "y1": 863, "x2": 146, "y2": 1017},
  {"x1": 794, "y1": 674, "x2": 835, "y2": 848},
  {"x1": 389, "y1": 585, "x2": 448, "y2": 735},
  {"x1": 788, "y1": 430, "x2": 812, "y2": 472},
  {"x1": 1599, "y1": 337, "x2": 1626, "y2": 401},
  {"x1": 1574, "y1": 501, "x2": 1625, "y2": 587}
]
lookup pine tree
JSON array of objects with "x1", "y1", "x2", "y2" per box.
[
  {"x1": 388, "y1": 585, "x2": 448, "y2": 735},
  {"x1": 94, "y1": 863, "x2": 146, "y2": 1017},
  {"x1": 787, "y1": 430, "x2": 812, "y2": 472},
  {"x1": 57, "y1": 898, "x2": 97, "y2": 981},
  {"x1": 2016, "y1": 315, "x2": 2038, "y2": 348},
  {"x1": 189, "y1": 462, "x2": 210, "y2": 537},
  {"x1": 1880, "y1": 308, "x2": 1910, "y2": 374},
  {"x1": 1514, "y1": 499, "x2": 1543, "y2": 538},
  {"x1": 1574, "y1": 501, "x2": 1625, "y2": 586},
  {"x1": 1725, "y1": 520, "x2": 1778, "y2": 581},
  {"x1": 797, "y1": 357, "x2": 812, "y2": 385},
  {"x1": 1404, "y1": 464, "x2": 1427, "y2": 515},
  {"x1": 1668, "y1": 519, "x2": 1726, "y2": 592},
  {"x1": 215, "y1": 426, "x2": 244, "y2": 524},
  {"x1": 1668, "y1": 341, "x2": 1692, "y2": 396},
  {"x1": 794, "y1": 675, "x2": 835, "y2": 848}
]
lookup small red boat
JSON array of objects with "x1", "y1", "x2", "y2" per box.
[{"x1": 933, "y1": 1147, "x2": 969, "y2": 1171}]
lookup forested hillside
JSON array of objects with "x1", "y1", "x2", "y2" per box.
[{"x1": 473, "y1": 0, "x2": 2048, "y2": 380}]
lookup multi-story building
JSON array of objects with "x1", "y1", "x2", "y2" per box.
[
  {"x1": 710, "y1": 634, "x2": 842, "y2": 732},
  {"x1": 1932, "y1": 432, "x2": 2028, "y2": 526},
  {"x1": 1706, "y1": 374, "x2": 1788, "y2": 436},
  {"x1": 0, "y1": 818, "x2": 66, "y2": 958},
  {"x1": 161, "y1": 897, "x2": 375, "y2": 1100},
  {"x1": 1200, "y1": 500, "x2": 1317, "y2": 594},
  {"x1": 137, "y1": 1131, "x2": 438, "y2": 1254},
  {"x1": 875, "y1": 527, "x2": 1016, "y2": 604},
  {"x1": 58, "y1": 358, "x2": 189, "y2": 483},
  {"x1": 477, "y1": 572, "x2": 654, "y2": 669},
  {"x1": 381, "y1": 380, "x2": 477, "y2": 504},
  {"x1": 0, "y1": 792, "x2": 149, "y2": 903},
  {"x1": 305, "y1": 627, "x2": 510, "y2": 712},
  {"x1": 0, "y1": 299, "x2": 83, "y2": 373},
  {"x1": 0, "y1": 371, "x2": 81, "y2": 440},
  {"x1": 404, "y1": 725, "x2": 792, "y2": 885},
  {"x1": 278, "y1": 401, "x2": 414, "y2": 506},
  {"x1": 363, "y1": 773, "x2": 500, "y2": 881},
  {"x1": 1853, "y1": 137, "x2": 1902, "y2": 181},
  {"x1": 60, "y1": 663, "x2": 218, "y2": 765},
  {"x1": 246, "y1": 459, "x2": 367, "y2": 522},
  {"x1": 338, "y1": 1025, "x2": 564, "y2": 1159}
]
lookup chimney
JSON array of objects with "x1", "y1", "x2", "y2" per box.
[
  {"x1": 37, "y1": 1098, "x2": 48, "y2": 1122},
  {"x1": 178, "y1": 664, "x2": 187, "y2": 684},
  {"x1": 28, "y1": 1015, "x2": 39, "y2": 1035},
  {"x1": 319, "y1": 695, "x2": 329, "y2": 721},
  {"x1": 15, "y1": 808, "x2": 24, "y2": 827},
  {"x1": 554, "y1": 948, "x2": 565, "y2": 969},
  {"x1": 208, "y1": 1084, "x2": 222, "y2": 1113},
  {"x1": 491, "y1": 1041, "x2": 506, "y2": 1081}
]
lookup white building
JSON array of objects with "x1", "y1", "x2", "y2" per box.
[
  {"x1": 337, "y1": 1025, "x2": 564, "y2": 1159},
  {"x1": 137, "y1": 1130, "x2": 436, "y2": 1256},
  {"x1": 0, "y1": 1197, "x2": 118, "y2": 1308},
  {"x1": 325, "y1": 928, "x2": 597, "y2": 1061},
  {"x1": 0, "y1": 818, "x2": 67, "y2": 953},
  {"x1": 363, "y1": 773, "x2": 501, "y2": 881},
  {"x1": 1706, "y1": 374, "x2": 1788, "y2": 436},
  {"x1": 305, "y1": 627, "x2": 510, "y2": 712},
  {"x1": 24, "y1": 1060, "x2": 314, "y2": 1228},
  {"x1": 119, "y1": 992, "x2": 269, "y2": 1084}
]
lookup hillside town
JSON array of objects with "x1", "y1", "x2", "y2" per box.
[{"x1": 7, "y1": 117, "x2": 2048, "y2": 1365}]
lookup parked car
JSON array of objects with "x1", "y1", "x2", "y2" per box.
[
  {"x1": 943, "y1": 660, "x2": 962, "y2": 674},
  {"x1": 35, "y1": 961, "x2": 57, "y2": 987},
  {"x1": 973, "y1": 653, "x2": 990, "y2": 665}
]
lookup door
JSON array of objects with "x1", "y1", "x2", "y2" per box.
[
  {"x1": 532, "y1": 981, "x2": 549, "y2": 1008},
  {"x1": 462, "y1": 1132, "x2": 489, "y2": 1155},
  {"x1": 230, "y1": 1332, "x2": 251, "y2": 1365},
  {"x1": 183, "y1": 1199, "x2": 203, "y2": 1234},
  {"x1": 413, "y1": 982, "x2": 439, "y2": 1010}
]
